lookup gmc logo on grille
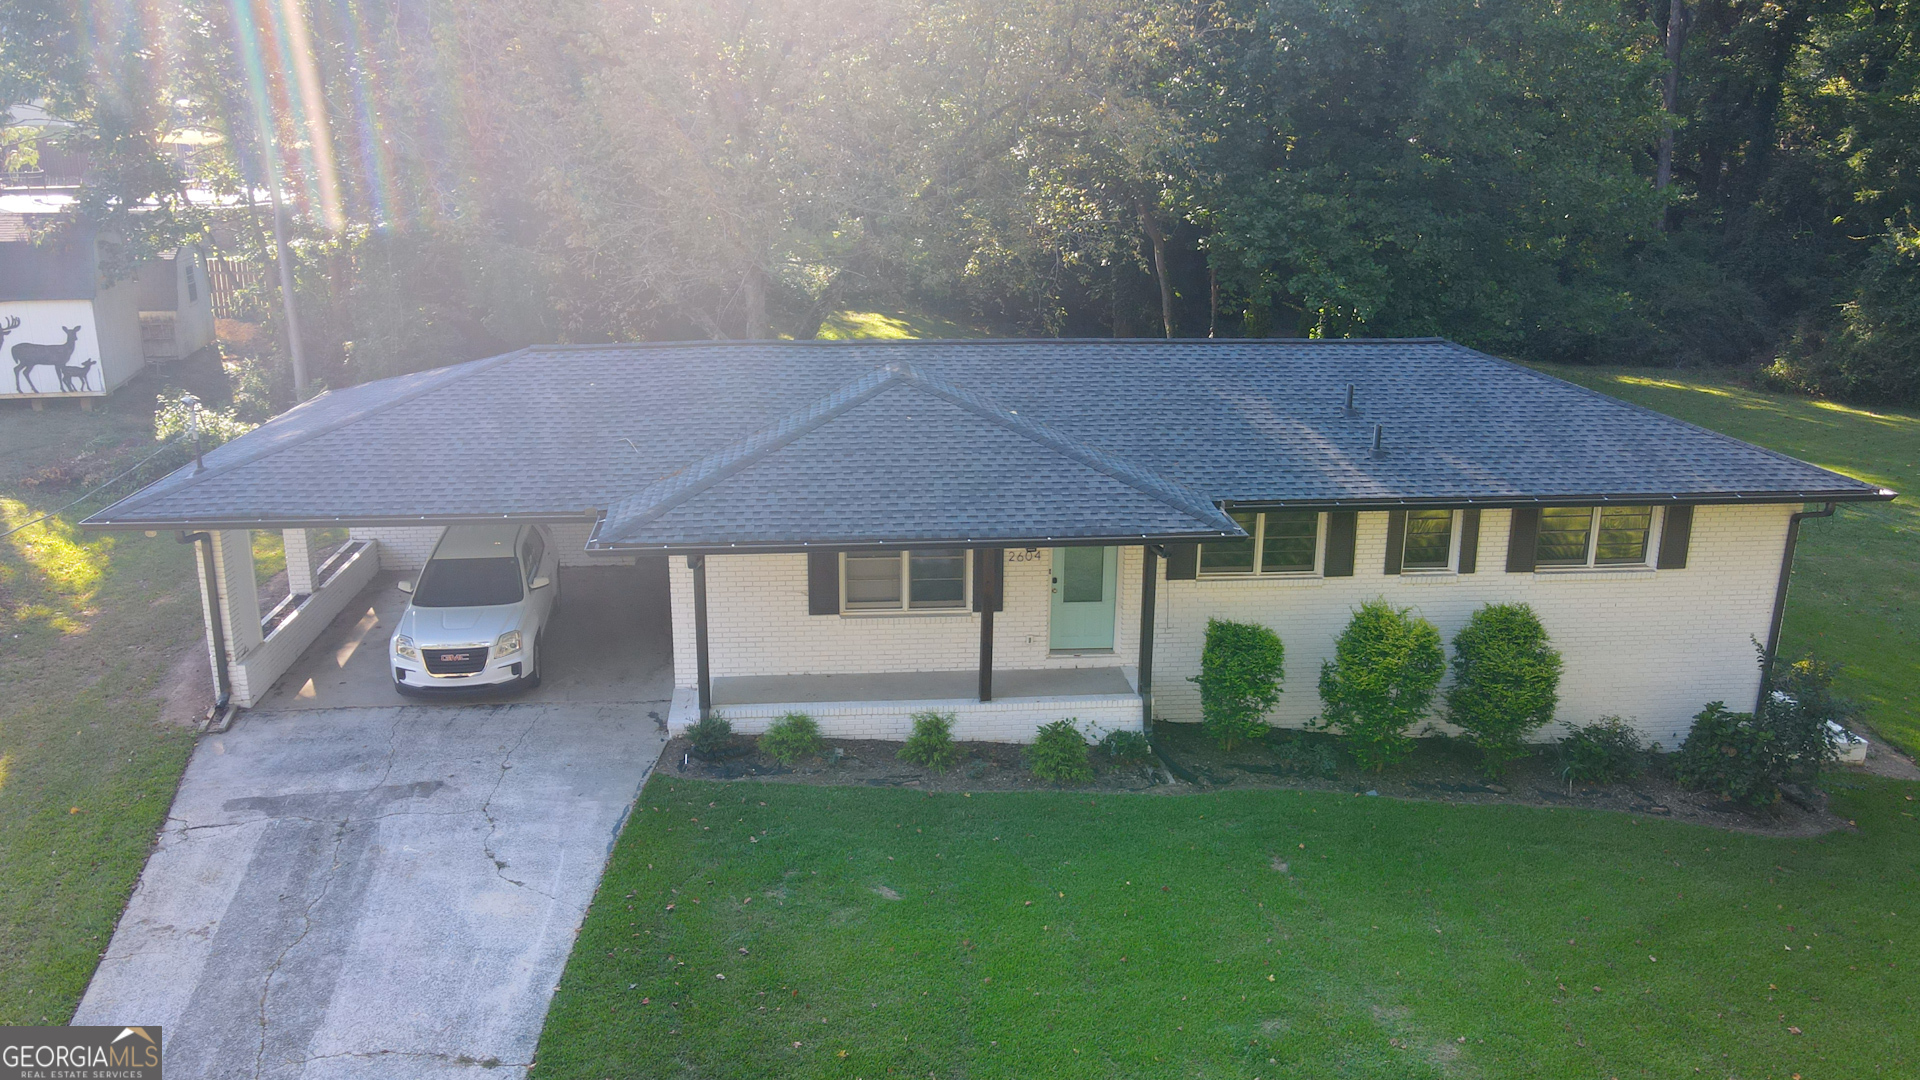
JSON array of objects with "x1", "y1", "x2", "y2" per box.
[{"x1": 439, "y1": 652, "x2": 470, "y2": 662}]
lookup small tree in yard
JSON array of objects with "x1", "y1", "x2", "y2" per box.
[
  {"x1": 1317, "y1": 600, "x2": 1445, "y2": 770},
  {"x1": 1190, "y1": 618, "x2": 1285, "y2": 749},
  {"x1": 1446, "y1": 603, "x2": 1563, "y2": 776}
]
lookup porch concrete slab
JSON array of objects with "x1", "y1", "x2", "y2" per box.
[
  {"x1": 73, "y1": 702, "x2": 667, "y2": 1079},
  {"x1": 711, "y1": 665, "x2": 1136, "y2": 706},
  {"x1": 254, "y1": 562, "x2": 673, "y2": 712}
]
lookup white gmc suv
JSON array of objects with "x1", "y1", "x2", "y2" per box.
[{"x1": 390, "y1": 523, "x2": 560, "y2": 695}]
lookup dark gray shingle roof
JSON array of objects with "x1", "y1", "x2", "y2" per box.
[
  {"x1": 85, "y1": 339, "x2": 1888, "y2": 545},
  {"x1": 595, "y1": 362, "x2": 1239, "y2": 547}
]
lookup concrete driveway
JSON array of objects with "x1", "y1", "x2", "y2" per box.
[{"x1": 75, "y1": 565, "x2": 672, "y2": 1079}]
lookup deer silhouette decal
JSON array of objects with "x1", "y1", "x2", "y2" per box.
[
  {"x1": 57, "y1": 358, "x2": 97, "y2": 392},
  {"x1": 13, "y1": 325, "x2": 83, "y2": 393}
]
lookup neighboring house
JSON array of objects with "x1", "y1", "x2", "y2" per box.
[
  {"x1": 82, "y1": 340, "x2": 1891, "y2": 746},
  {"x1": 0, "y1": 206, "x2": 216, "y2": 403}
]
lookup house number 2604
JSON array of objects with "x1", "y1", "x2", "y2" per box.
[{"x1": 1007, "y1": 548, "x2": 1045, "y2": 563}]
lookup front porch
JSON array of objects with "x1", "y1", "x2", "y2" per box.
[
  {"x1": 668, "y1": 666, "x2": 1144, "y2": 743},
  {"x1": 665, "y1": 543, "x2": 1169, "y2": 744}
]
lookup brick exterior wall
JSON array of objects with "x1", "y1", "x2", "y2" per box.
[
  {"x1": 668, "y1": 547, "x2": 1145, "y2": 689},
  {"x1": 667, "y1": 504, "x2": 1795, "y2": 747}
]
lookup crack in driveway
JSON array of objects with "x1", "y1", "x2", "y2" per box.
[{"x1": 480, "y1": 718, "x2": 554, "y2": 900}]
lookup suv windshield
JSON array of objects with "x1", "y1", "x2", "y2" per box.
[{"x1": 413, "y1": 557, "x2": 524, "y2": 607}]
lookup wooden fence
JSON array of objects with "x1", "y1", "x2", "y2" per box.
[{"x1": 207, "y1": 257, "x2": 263, "y2": 319}]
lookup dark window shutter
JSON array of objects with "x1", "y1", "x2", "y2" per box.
[
  {"x1": 1506, "y1": 507, "x2": 1540, "y2": 573},
  {"x1": 1657, "y1": 504, "x2": 1694, "y2": 569},
  {"x1": 807, "y1": 550, "x2": 839, "y2": 615},
  {"x1": 1165, "y1": 543, "x2": 1198, "y2": 581},
  {"x1": 1458, "y1": 508, "x2": 1481, "y2": 574},
  {"x1": 1382, "y1": 510, "x2": 1407, "y2": 575},
  {"x1": 973, "y1": 548, "x2": 1004, "y2": 611},
  {"x1": 1324, "y1": 511, "x2": 1358, "y2": 577}
]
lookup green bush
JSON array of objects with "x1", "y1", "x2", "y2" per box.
[
  {"x1": 759, "y1": 712, "x2": 824, "y2": 765},
  {"x1": 1268, "y1": 730, "x2": 1341, "y2": 779},
  {"x1": 898, "y1": 710, "x2": 963, "y2": 771},
  {"x1": 1445, "y1": 603, "x2": 1563, "y2": 776},
  {"x1": 1099, "y1": 729, "x2": 1152, "y2": 766},
  {"x1": 686, "y1": 713, "x2": 733, "y2": 757},
  {"x1": 1675, "y1": 651, "x2": 1847, "y2": 807},
  {"x1": 1027, "y1": 719, "x2": 1094, "y2": 783},
  {"x1": 1190, "y1": 618, "x2": 1285, "y2": 750},
  {"x1": 1316, "y1": 600, "x2": 1446, "y2": 771},
  {"x1": 1557, "y1": 717, "x2": 1645, "y2": 786}
]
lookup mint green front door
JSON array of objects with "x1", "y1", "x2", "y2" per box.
[{"x1": 1049, "y1": 546, "x2": 1118, "y2": 651}]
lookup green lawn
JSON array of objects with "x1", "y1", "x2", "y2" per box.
[
  {"x1": 1536, "y1": 366, "x2": 1920, "y2": 755},
  {"x1": 0, "y1": 378, "x2": 209, "y2": 1023},
  {"x1": 535, "y1": 776, "x2": 1917, "y2": 1079}
]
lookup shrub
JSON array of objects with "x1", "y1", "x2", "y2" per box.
[
  {"x1": 1099, "y1": 729, "x2": 1152, "y2": 766},
  {"x1": 1190, "y1": 618, "x2": 1285, "y2": 750},
  {"x1": 1446, "y1": 603, "x2": 1563, "y2": 776},
  {"x1": 1268, "y1": 730, "x2": 1341, "y2": 779},
  {"x1": 686, "y1": 713, "x2": 733, "y2": 757},
  {"x1": 1557, "y1": 717, "x2": 1645, "y2": 786},
  {"x1": 1675, "y1": 651, "x2": 1847, "y2": 807},
  {"x1": 898, "y1": 710, "x2": 963, "y2": 771},
  {"x1": 1316, "y1": 600, "x2": 1446, "y2": 771},
  {"x1": 759, "y1": 712, "x2": 823, "y2": 765},
  {"x1": 1028, "y1": 719, "x2": 1094, "y2": 783}
]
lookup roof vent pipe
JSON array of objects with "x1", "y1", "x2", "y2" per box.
[
  {"x1": 1344, "y1": 384, "x2": 1356, "y2": 414},
  {"x1": 1371, "y1": 424, "x2": 1385, "y2": 457}
]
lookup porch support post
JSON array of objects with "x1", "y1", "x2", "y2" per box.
[
  {"x1": 978, "y1": 607, "x2": 994, "y2": 703},
  {"x1": 690, "y1": 555, "x2": 712, "y2": 718},
  {"x1": 1139, "y1": 544, "x2": 1158, "y2": 734},
  {"x1": 976, "y1": 547, "x2": 995, "y2": 702}
]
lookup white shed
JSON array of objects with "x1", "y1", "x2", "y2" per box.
[{"x1": 0, "y1": 215, "x2": 210, "y2": 404}]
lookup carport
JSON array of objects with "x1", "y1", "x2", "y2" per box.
[{"x1": 69, "y1": 519, "x2": 674, "y2": 719}]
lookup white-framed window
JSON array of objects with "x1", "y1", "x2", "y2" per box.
[
  {"x1": 1400, "y1": 508, "x2": 1456, "y2": 571},
  {"x1": 1535, "y1": 505, "x2": 1659, "y2": 568},
  {"x1": 1199, "y1": 510, "x2": 1323, "y2": 577},
  {"x1": 840, "y1": 549, "x2": 971, "y2": 612}
]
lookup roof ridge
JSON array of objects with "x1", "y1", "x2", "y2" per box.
[
  {"x1": 894, "y1": 365, "x2": 1238, "y2": 530},
  {"x1": 599, "y1": 363, "x2": 908, "y2": 535},
  {"x1": 89, "y1": 349, "x2": 528, "y2": 520}
]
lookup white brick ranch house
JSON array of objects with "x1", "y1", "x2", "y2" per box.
[{"x1": 84, "y1": 340, "x2": 1890, "y2": 746}]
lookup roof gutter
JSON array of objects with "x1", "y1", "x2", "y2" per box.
[
  {"x1": 584, "y1": 529, "x2": 1246, "y2": 557},
  {"x1": 1757, "y1": 501, "x2": 1837, "y2": 713},
  {"x1": 1226, "y1": 489, "x2": 1894, "y2": 513}
]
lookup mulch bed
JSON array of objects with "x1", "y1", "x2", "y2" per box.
[{"x1": 662, "y1": 723, "x2": 1865, "y2": 836}]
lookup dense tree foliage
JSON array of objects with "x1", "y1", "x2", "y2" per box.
[{"x1": 2, "y1": 0, "x2": 1915, "y2": 401}]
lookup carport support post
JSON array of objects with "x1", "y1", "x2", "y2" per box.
[
  {"x1": 690, "y1": 555, "x2": 712, "y2": 719},
  {"x1": 1139, "y1": 545, "x2": 1158, "y2": 735},
  {"x1": 283, "y1": 528, "x2": 320, "y2": 596},
  {"x1": 191, "y1": 530, "x2": 264, "y2": 707}
]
